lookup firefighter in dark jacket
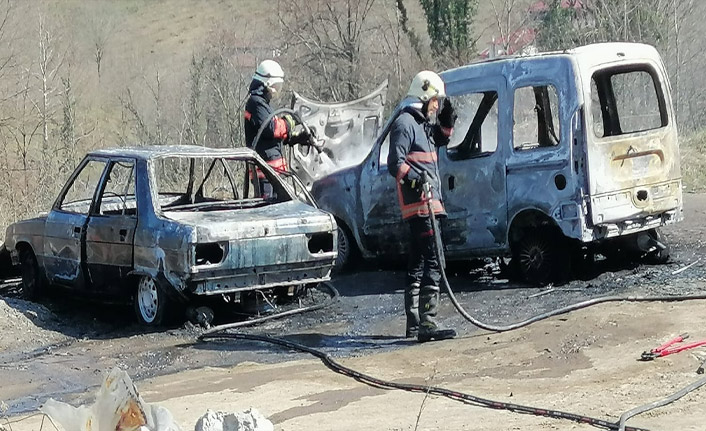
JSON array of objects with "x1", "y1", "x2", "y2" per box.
[
  {"x1": 387, "y1": 71, "x2": 457, "y2": 342},
  {"x1": 244, "y1": 59, "x2": 311, "y2": 198}
]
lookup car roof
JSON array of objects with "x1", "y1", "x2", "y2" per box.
[
  {"x1": 88, "y1": 145, "x2": 258, "y2": 161},
  {"x1": 441, "y1": 42, "x2": 660, "y2": 82}
]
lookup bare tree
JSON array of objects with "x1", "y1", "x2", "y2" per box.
[
  {"x1": 278, "y1": 0, "x2": 377, "y2": 101},
  {"x1": 34, "y1": 16, "x2": 64, "y2": 173}
]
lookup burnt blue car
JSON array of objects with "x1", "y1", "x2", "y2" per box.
[{"x1": 5, "y1": 146, "x2": 337, "y2": 325}]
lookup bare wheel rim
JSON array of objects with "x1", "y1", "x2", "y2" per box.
[
  {"x1": 137, "y1": 277, "x2": 159, "y2": 323},
  {"x1": 518, "y1": 236, "x2": 553, "y2": 279},
  {"x1": 336, "y1": 226, "x2": 349, "y2": 267}
]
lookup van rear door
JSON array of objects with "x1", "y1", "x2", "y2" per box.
[{"x1": 579, "y1": 48, "x2": 682, "y2": 227}]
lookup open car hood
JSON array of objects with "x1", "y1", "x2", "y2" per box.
[{"x1": 288, "y1": 81, "x2": 388, "y2": 188}]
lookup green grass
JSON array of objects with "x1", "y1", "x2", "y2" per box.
[{"x1": 680, "y1": 130, "x2": 706, "y2": 192}]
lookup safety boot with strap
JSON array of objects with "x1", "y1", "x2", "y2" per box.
[
  {"x1": 405, "y1": 282, "x2": 420, "y2": 338},
  {"x1": 417, "y1": 285, "x2": 456, "y2": 343}
]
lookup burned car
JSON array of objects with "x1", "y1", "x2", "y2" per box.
[
  {"x1": 5, "y1": 146, "x2": 337, "y2": 325},
  {"x1": 289, "y1": 43, "x2": 682, "y2": 282}
]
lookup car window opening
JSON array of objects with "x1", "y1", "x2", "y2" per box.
[
  {"x1": 513, "y1": 84, "x2": 561, "y2": 151},
  {"x1": 447, "y1": 90, "x2": 500, "y2": 160},
  {"x1": 153, "y1": 156, "x2": 292, "y2": 211}
]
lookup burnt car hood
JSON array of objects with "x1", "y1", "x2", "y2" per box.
[
  {"x1": 163, "y1": 200, "x2": 334, "y2": 243},
  {"x1": 288, "y1": 81, "x2": 388, "y2": 189}
]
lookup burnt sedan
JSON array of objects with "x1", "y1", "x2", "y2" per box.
[{"x1": 5, "y1": 146, "x2": 337, "y2": 325}]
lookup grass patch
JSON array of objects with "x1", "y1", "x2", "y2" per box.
[{"x1": 681, "y1": 130, "x2": 706, "y2": 192}]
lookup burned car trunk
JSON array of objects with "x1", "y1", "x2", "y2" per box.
[
  {"x1": 5, "y1": 146, "x2": 337, "y2": 325},
  {"x1": 295, "y1": 43, "x2": 682, "y2": 282}
]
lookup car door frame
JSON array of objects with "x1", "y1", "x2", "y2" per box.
[
  {"x1": 44, "y1": 156, "x2": 110, "y2": 289},
  {"x1": 84, "y1": 157, "x2": 139, "y2": 295}
]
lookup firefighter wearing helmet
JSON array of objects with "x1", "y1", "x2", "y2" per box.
[
  {"x1": 244, "y1": 59, "x2": 311, "y2": 198},
  {"x1": 387, "y1": 70, "x2": 458, "y2": 342}
]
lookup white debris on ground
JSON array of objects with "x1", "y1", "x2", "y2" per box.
[
  {"x1": 0, "y1": 297, "x2": 68, "y2": 353},
  {"x1": 41, "y1": 367, "x2": 180, "y2": 431},
  {"x1": 195, "y1": 409, "x2": 274, "y2": 431}
]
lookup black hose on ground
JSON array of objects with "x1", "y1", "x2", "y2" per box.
[
  {"x1": 201, "y1": 281, "x2": 339, "y2": 336},
  {"x1": 199, "y1": 330, "x2": 650, "y2": 431},
  {"x1": 423, "y1": 188, "x2": 706, "y2": 429}
]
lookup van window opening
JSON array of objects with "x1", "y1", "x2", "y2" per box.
[{"x1": 590, "y1": 67, "x2": 667, "y2": 138}]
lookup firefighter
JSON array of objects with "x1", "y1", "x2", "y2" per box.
[
  {"x1": 387, "y1": 71, "x2": 457, "y2": 342},
  {"x1": 244, "y1": 59, "x2": 311, "y2": 198}
]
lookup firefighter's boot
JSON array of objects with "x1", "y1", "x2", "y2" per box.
[
  {"x1": 405, "y1": 282, "x2": 420, "y2": 338},
  {"x1": 417, "y1": 285, "x2": 456, "y2": 343}
]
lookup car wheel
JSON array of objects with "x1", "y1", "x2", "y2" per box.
[
  {"x1": 334, "y1": 224, "x2": 354, "y2": 272},
  {"x1": 134, "y1": 275, "x2": 170, "y2": 326},
  {"x1": 512, "y1": 228, "x2": 568, "y2": 285},
  {"x1": 19, "y1": 248, "x2": 43, "y2": 300}
]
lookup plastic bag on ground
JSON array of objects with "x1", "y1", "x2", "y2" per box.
[{"x1": 40, "y1": 367, "x2": 180, "y2": 431}]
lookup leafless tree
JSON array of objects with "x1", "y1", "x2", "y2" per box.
[{"x1": 278, "y1": 0, "x2": 377, "y2": 101}]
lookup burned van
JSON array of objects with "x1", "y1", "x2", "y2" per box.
[{"x1": 288, "y1": 43, "x2": 682, "y2": 282}]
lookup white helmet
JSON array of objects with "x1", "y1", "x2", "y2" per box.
[
  {"x1": 253, "y1": 59, "x2": 284, "y2": 92},
  {"x1": 407, "y1": 70, "x2": 446, "y2": 102}
]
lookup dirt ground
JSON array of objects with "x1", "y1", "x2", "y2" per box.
[{"x1": 2, "y1": 194, "x2": 706, "y2": 431}]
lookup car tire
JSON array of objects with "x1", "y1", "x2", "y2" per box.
[
  {"x1": 512, "y1": 228, "x2": 568, "y2": 285},
  {"x1": 134, "y1": 275, "x2": 171, "y2": 326},
  {"x1": 19, "y1": 248, "x2": 43, "y2": 300},
  {"x1": 333, "y1": 224, "x2": 354, "y2": 272}
]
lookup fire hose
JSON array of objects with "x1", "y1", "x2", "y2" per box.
[
  {"x1": 420, "y1": 176, "x2": 706, "y2": 430},
  {"x1": 216, "y1": 104, "x2": 706, "y2": 431}
]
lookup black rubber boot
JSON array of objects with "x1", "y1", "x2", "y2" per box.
[
  {"x1": 417, "y1": 323, "x2": 457, "y2": 342},
  {"x1": 417, "y1": 285, "x2": 456, "y2": 343},
  {"x1": 405, "y1": 282, "x2": 420, "y2": 338}
]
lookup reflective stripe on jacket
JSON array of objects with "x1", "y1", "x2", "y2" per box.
[{"x1": 387, "y1": 106, "x2": 451, "y2": 220}]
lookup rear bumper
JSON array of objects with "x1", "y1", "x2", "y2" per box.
[
  {"x1": 187, "y1": 256, "x2": 335, "y2": 295},
  {"x1": 593, "y1": 207, "x2": 681, "y2": 240},
  {"x1": 588, "y1": 179, "x2": 682, "y2": 239}
]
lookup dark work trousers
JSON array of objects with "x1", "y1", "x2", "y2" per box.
[
  {"x1": 252, "y1": 178, "x2": 274, "y2": 199},
  {"x1": 407, "y1": 216, "x2": 441, "y2": 287}
]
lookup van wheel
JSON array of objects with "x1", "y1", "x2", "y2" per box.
[
  {"x1": 512, "y1": 228, "x2": 567, "y2": 284},
  {"x1": 134, "y1": 275, "x2": 171, "y2": 326},
  {"x1": 644, "y1": 228, "x2": 670, "y2": 264},
  {"x1": 19, "y1": 248, "x2": 43, "y2": 300}
]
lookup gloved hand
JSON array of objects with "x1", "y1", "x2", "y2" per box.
[
  {"x1": 287, "y1": 124, "x2": 313, "y2": 146},
  {"x1": 402, "y1": 170, "x2": 423, "y2": 192},
  {"x1": 282, "y1": 114, "x2": 297, "y2": 134},
  {"x1": 437, "y1": 98, "x2": 457, "y2": 130}
]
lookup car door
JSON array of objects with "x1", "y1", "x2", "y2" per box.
[
  {"x1": 359, "y1": 105, "x2": 415, "y2": 256},
  {"x1": 287, "y1": 80, "x2": 388, "y2": 189},
  {"x1": 438, "y1": 76, "x2": 510, "y2": 257},
  {"x1": 85, "y1": 159, "x2": 138, "y2": 293},
  {"x1": 44, "y1": 157, "x2": 109, "y2": 288}
]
